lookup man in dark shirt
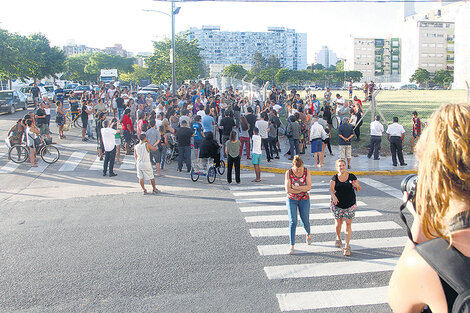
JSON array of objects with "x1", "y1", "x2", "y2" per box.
[
  {"x1": 35, "y1": 102, "x2": 51, "y2": 140},
  {"x1": 219, "y1": 110, "x2": 236, "y2": 158},
  {"x1": 69, "y1": 91, "x2": 79, "y2": 121},
  {"x1": 338, "y1": 117, "x2": 355, "y2": 169},
  {"x1": 245, "y1": 107, "x2": 257, "y2": 139},
  {"x1": 31, "y1": 84, "x2": 41, "y2": 109},
  {"x1": 176, "y1": 120, "x2": 193, "y2": 172}
]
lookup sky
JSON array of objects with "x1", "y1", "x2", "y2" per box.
[{"x1": 1, "y1": 0, "x2": 433, "y2": 64}]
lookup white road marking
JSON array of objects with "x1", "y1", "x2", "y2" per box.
[
  {"x1": 233, "y1": 188, "x2": 330, "y2": 197},
  {"x1": 59, "y1": 151, "x2": 87, "y2": 172},
  {"x1": 361, "y1": 177, "x2": 402, "y2": 199},
  {"x1": 0, "y1": 161, "x2": 21, "y2": 174},
  {"x1": 257, "y1": 236, "x2": 407, "y2": 256},
  {"x1": 120, "y1": 155, "x2": 136, "y2": 170},
  {"x1": 249, "y1": 221, "x2": 401, "y2": 237},
  {"x1": 89, "y1": 157, "x2": 102, "y2": 171},
  {"x1": 276, "y1": 286, "x2": 389, "y2": 311},
  {"x1": 229, "y1": 183, "x2": 327, "y2": 191},
  {"x1": 245, "y1": 210, "x2": 382, "y2": 223},
  {"x1": 239, "y1": 173, "x2": 275, "y2": 178},
  {"x1": 236, "y1": 194, "x2": 330, "y2": 204},
  {"x1": 265, "y1": 257, "x2": 399, "y2": 280},
  {"x1": 239, "y1": 201, "x2": 367, "y2": 213},
  {"x1": 27, "y1": 161, "x2": 49, "y2": 173}
]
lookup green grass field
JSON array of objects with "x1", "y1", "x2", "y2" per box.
[{"x1": 296, "y1": 89, "x2": 468, "y2": 154}]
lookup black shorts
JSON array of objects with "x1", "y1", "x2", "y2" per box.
[{"x1": 123, "y1": 130, "x2": 132, "y2": 142}]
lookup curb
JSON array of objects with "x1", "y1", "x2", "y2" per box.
[{"x1": 239, "y1": 164, "x2": 417, "y2": 176}]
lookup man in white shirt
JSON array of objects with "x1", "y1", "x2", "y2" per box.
[
  {"x1": 309, "y1": 116, "x2": 327, "y2": 167},
  {"x1": 101, "y1": 120, "x2": 120, "y2": 177},
  {"x1": 134, "y1": 133, "x2": 159, "y2": 195},
  {"x1": 386, "y1": 117, "x2": 407, "y2": 166},
  {"x1": 368, "y1": 115, "x2": 384, "y2": 160},
  {"x1": 255, "y1": 112, "x2": 271, "y2": 162},
  {"x1": 333, "y1": 94, "x2": 345, "y2": 110}
]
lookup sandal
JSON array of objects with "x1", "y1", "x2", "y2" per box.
[
  {"x1": 143, "y1": 190, "x2": 148, "y2": 195},
  {"x1": 343, "y1": 247, "x2": 351, "y2": 256},
  {"x1": 288, "y1": 248, "x2": 295, "y2": 255},
  {"x1": 251, "y1": 179, "x2": 261, "y2": 182},
  {"x1": 306, "y1": 235, "x2": 312, "y2": 245},
  {"x1": 335, "y1": 240, "x2": 342, "y2": 248},
  {"x1": 152, "y1": 189, "x2": 160, "y2": 194}
]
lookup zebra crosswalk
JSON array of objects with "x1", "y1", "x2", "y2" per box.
[{"x1": 229, "y1": 180, "x2": 404, "y2": 312}]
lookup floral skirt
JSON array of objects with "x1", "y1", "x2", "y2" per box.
[{"x1": 330, "y1": 202, "x2": 357, "y2": 219}]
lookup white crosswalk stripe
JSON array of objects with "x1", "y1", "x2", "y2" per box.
[
  {"x1": 120, "y1": 155, "x2": 136, "y2": 170},
  {"x1": 245, "y1": 210, "x2": 382, "y2": 223},
  {"x1": 89, "y1": 157, "x2": 102, "y2": 171},
  {"x1": 238, "y1": 201, "x2": 367, "y2": 213},
  {"x1": 250, "y1": 221, "x2": 401, "y2": 237},
  {"x1": 239, "y1": 172, "x2": 275, "y2": 178},
  {"x1": 28, "y1": 161, "x2": 49, "y2": 173},
  {"x1": 0, "y1": 161, "x2": 21, "y2": 174},
  {"x1": 229, "y1": 181, "x2": 405, "y2": 312},
  {"x1": 59, "y1": 151, "x2": 87, "y2": 172}
]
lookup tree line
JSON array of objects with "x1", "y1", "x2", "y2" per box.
[{"x1": 410, "y1": 68, "x2": 453, "y2": 88}]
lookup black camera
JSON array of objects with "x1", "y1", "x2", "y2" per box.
[{"x1": 401, "y1": 174, "x2": 418, "y2": 199}]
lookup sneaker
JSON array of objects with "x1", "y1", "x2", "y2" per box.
[
  {"x1": 274, "y1": 156, "x2": 280, "y2": 159},
  {"x1": 109, "y1": 173, "x2": 117, "y2": 177},
  {"x1": 400, "y1": 163, "x2": 408, "y2": 166},
  {"x1": 288, "y1": 248, "x2": 295, "y2": 255}
]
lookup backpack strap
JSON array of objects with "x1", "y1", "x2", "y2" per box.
[{"x1": 415, "y1": 238, "x2": 470, "y2": 294}]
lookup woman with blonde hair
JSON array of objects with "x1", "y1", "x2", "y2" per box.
[
  {"x1": 389, "y1": 103, "x2": 470, "y2": 313},
  {"x1": 285, "y1": 155, "x2": 312, "y2": 255},
  {"x1": 329, "y1": 158, "x2": 361, "y2": 256}
]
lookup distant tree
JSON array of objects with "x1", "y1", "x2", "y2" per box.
[
  {"x1": 65, "y1": 54, "x2": 95, "y2": 82},
  {"x1": 344, "y1": 71, "x2": 363, "y2": 82},
  {"x1": 311, "y1": 63, "x2": 325, "y2": 70},
  {"x1": 0, "y1": 30, "x2": 32, "y2": 85},
  {"x1": 85, "y1": 52, "x2": 135, "y2": 80},
  {"x1": 118, "y1": 65, "x2": 151, "y2": 85},
  {"x1": 252, "y1": 52, "x2": 266, "y2": 74},
  {"x1": 266, "y1": 55, "x2": 281, "y2": 70},
  {"x1": 146, "y1": 35, "x2": 203, "y2": 84},
  {"x1": 336, "y1": 59, "x2": 345, "y2": 72},
  {"x1": 433, "y1": 69, "x2": 453, "y2": 87},
  {"x1": 410, "y1": 68, "x2": 431, "y2": 87},
  {"x1": 274, "y1": 68, "x2": 291, "y2": 84},
  {"x1": 223, "y1": 64, "x2": 248, "y2": 79}
]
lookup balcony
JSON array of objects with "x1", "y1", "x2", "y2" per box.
[{"x1": 391, "y1": 49, "x2": 400, "y2": 54}]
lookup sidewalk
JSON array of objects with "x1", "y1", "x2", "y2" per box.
[{"x1": 238, "y1": 139, "x2": 417, "y2": 176}]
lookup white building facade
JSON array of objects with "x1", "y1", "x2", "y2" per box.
[
  {"x1": 187, "y1": 26, "x2": 307, "y2": 72},
  {"x1": 315, "y1": 46, "x2": 338, "y2": 68}
]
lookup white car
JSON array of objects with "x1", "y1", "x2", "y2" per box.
[
  {"x1": 43, "y1": 85, "x2": 56, "y2": 101},
  {"x1": 19, "y1": 86, "x2": 47, "y2": 104}
]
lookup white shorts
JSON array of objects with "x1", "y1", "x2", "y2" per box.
[
  {"x1": 340, "y1": 145, "x2": 352, "y2": 159},
  {"x1": 137, "y1": 168, "x2": 154, "y2": 180}
]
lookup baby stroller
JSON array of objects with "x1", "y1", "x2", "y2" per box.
[{"x1": 165, "y1": 133, "x2": 178, "y2": 164}]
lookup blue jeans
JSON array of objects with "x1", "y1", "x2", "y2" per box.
[
  {"x1": 287, "y1": 198, "x2": 311, "y2": 245},
  {"x1": 160, "y1": 146, "x2": 167, "y2": 169},
  {"x1": 288, "y1": 137, "x2": 299, "y2": 157},
  {"x1": 87, "y1": 120, "x2": 94, "y2": 138},
  {"x1": 118, "y1": 108, "x2": 124, "y2": 120},
  {"x1": 178, "y1": 145, "x2": 192, "y2": 172}
]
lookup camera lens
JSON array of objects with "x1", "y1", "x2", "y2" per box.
[{"x1": 401, "y1": 174, "x2": 418, "y2": 196}]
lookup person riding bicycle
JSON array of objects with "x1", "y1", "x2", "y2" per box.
[
  {"x1": 199, "y1": 131, "x2": 221, "y2": 168},
  {"x1": 7, "y1": 119, "x2": 24, "y2": 147}
]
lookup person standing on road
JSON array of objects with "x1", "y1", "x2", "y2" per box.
[
  {"x1": 245, "y1": 107, "x2": 257, "y2": 140},
  {"x1": 192, "y1": 115, "x2": 204, "y2": 159},
  {"x1": 121, "y1": 109, "x2": 134, "y2": 155},
  {"x1": 286, "y1": 115, "x2": 301, "y2": 160},
  {"x1": 255, "y1": 112, "x2": 271, "y2": 162},
  {"x1": 96, "y1": 113, "x2": 106, "y2": 160},
  {"x1": 338, "y1": 117, "x2": 354, "y2": 169},
  {"x1": 410, "y1": 111, "x2": 421, "y2": 154},
  {"x1": 42, "y1": 96, "x2": 52, "y2": 127},
  {"x1": 251, "y1": 127, "x2": 262, "y2": 182},
  {"x1": 101, "y1": 120, "x2": 119, "y2": 177},
  {"x1": 219, "y1": 110, "x2": 236, "y2": 159},
  {"x1": 239, "y1": 116, "x2": 250, "y2": 160},
  {"x1": 329, "y1": 158, "x2": 361, "y2": 256},
  {"x1": 25, "y1": 119, "x2": 39, "y2": 167},
  {"x1": 86, "y1": 100, "x2": 95, "y2": 140},
  {"x1": 35, "y1": 101, "x2": 51, "y2": 141},
  {"x1": 386, "y1": 117, "x2": 407, "y2": 167},
  {"x1": 175, "y1": 119, "x2": 193, "y2": 172},
  {"x1": 225, "y1": 130, "x2": 241, "y2": 184},
  {"x1": 367, "y1": 115, "x2": 384, "y2": 160},
  {"x1": 145, "y1": 119, "x2": 162, "y2": 176},
  {"x1": 134, "y1": 133, "x2": 159, "y2": 195},
  {"x1": 309, "y1": 116, "x2": 327, "y2": 168},
  {"x1": 31, "y1": 83, "x2": 41, "y2": 109},
  {"x1": 285, "y1": 155, "x2": 312, "y2": 255}
]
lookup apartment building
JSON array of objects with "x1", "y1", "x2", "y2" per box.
[
  {"x1": 315, "y1": 46, "x2": 338, "y2": 68},
  {"x1": 417, "y1": 21, "x2": 455, "y2": 72},
  {"x1": 353, "y1": 37, "x2": 401, "y2": 82},
  {"x1": 62, "y1": 44, "x2": 101, "y2": 57},
  {"x1": 187, "y1": 26, "x2": 307, "y2": 72}
]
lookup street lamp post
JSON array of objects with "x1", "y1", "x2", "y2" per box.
[{"x1": 144, "y1": 2, "x2": 180, "y2": 95}]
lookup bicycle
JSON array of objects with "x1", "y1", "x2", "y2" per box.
[
  {"x1": 120, "y1": 131, "x2": 139, "y2": 154},
  {"x1": 8, "y1": 136, "x2": 60, "y2": 164},
  {"x1": 64, "y1": 109, "x2": 83, "y2": 129},
  {"x1": 190, "y1": 158, "x2": 217, "y2": 183}
]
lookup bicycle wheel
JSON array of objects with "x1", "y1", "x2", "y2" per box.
[
  {"x1": 217, "y1": 160, "x2": 225, "y2": 175},
  {"x1": 40, "y1": 145, "x2": 60, "y2": 164},
  {"x1": 207, "y1": 166, "x2": 216, "y2": 184},
  {"x1": 190, "y1": 168, "x2": 200, "y2": 182},
  {"x1": 166, "y1": 148, "x2": 174, "y2": 165},
  {"x1": 8, "y1": 145, "x2": 29, "y2": 164},
  {"x1": 332, "y1": 116, "x2": 340, "y2": 129}
]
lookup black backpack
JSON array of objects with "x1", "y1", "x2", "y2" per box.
[{"x1": 416, "y1": 238, "x2": 470, "y2": 313}]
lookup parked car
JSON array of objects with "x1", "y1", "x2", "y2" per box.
[
  {"x1": 400, "y1": 84, "x2": 419, "y2": 90},
  {"x1": 43, "y1": 85, "x2": 56, "y2": 101},
  {"x1": 19, "y1": 86, "x2": 47, "y2": 104},
  {"x1": 0, "y1": 90, "x2": 28, "y2": 114},
  {"x1": 64, "y1": 83, "x2": 79, "y2": 98},
  {"x1": 73, "y1": 85, "x2": 93, "y2": 98}
]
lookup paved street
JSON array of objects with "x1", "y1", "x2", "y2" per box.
[{"x1": 0, "y1": 108, "x2": 408, "y2": 312}]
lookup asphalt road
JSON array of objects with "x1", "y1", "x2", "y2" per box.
[{"x1": 0, "y1": 106, "x2": 409, "y2": 313}]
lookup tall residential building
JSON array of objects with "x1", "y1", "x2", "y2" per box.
[
  {"x1": 315, "y1": 46, "x2": 337, "y2": 68},
  {"x1": 104, "y1": 44, "x2": 130, "y2": 58},
  {"x1": 62, "y1": 44, "x2": 101, "y2": 57},
  {"x1": 400, "y1": 0, "x2": 469, "y2": 89},
  {"x1": 353, "y1": 37, "x2": 401, "y2": 82},
  {"x1": 186, "y1": 26, "x2": 307, "y2": 72}
]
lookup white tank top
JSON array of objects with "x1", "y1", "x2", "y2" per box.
[{"x1": 135, "y1": 142, "x2": 152, "y2": 171}]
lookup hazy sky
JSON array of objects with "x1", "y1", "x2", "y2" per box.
[{"x1": 1, "y1": 0, "x2": 432, "y2": 63}]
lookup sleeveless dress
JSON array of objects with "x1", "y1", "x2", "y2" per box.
[{"x1": 330, "y1": 173, "x2": 357, "y2": 219}]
